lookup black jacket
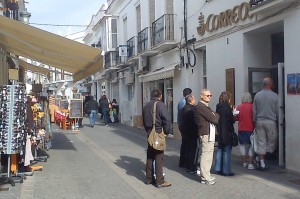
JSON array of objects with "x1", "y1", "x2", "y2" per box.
[
  {"x1": 142, "y1": 98, "x2": 171, "y2": 135},
  {"x1": 194, "y1": 102, "x2": 219, "y2": 136},
  {"x1": 182, "y1": 104, "x2": 198, "y2": 139},
  {"x1": 86, "y1": 99, "x2": 98, "y2": 111},
  {"x1": 216, "y1": 102, "x2": 235, "y2": 145},
  {"x1": 99, "y1": 98, "x2": 109, "y2": 109}
]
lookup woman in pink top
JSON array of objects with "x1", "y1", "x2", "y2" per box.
[{"x1": 235, "y1": 92, "x2": 255, "y2": 170}]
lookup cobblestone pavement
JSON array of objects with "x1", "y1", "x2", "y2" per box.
[{"x1": 1, "y1": 118, "x2": 300, "y2": 199}]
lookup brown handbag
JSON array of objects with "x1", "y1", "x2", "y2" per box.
[{"x1": 147, "y1": 101, "x2": 166, "y2": 151}]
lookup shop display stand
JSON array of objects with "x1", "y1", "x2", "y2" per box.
[{"x1": 0, "y1": 81, "x2": 26, "y2": 186}]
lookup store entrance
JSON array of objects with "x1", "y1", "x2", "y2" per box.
[{"x1": 246, "y1": 25, "x2": 285, "y2": 166}]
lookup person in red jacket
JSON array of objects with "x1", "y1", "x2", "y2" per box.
[{"x1": 235, "y1": 92, "x2": 255, "y2": 170}]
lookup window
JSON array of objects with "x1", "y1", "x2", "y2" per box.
[
  {"x1": 123, "y1": 17, "x2": 128, "y2": 42},
  {"x1": 128, "y1": 85, "x2": 134, "y2": 101},
  {"x1": 149, "y1": 0, "x2": 155, "y2": 24},
  {"x1": 136, "y1": 5, "x2": 141, "y2": 33}
]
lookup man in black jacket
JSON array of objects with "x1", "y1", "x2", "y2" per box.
[
  {"x1": 85, "y1": 96, "x2": 98, "y2": 127},
  {"x1": 182, "y1": 95, "x2": 198, "y2": 173},
  {"x1": 194, "y1": 89, "x2": 219, "y2": 185},
  {"x1": 142, "y1": 90, "x2": 172, "y2": 188}
]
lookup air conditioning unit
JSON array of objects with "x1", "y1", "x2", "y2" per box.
[
  {"x1": 138, "y1": 56, "x2": 149, "y2": 72},
  {"x1": 125, "y1": 72, "x2": 134, "y2": 85}
]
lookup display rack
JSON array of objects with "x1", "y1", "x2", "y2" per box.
[{"x1": 0, "y1": 81, "x2": 27, "y2": 186}]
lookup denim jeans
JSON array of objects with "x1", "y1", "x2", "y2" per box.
[
  {"x1": 102, "y1": 108, "x2": 109, "y2": 125},
  {"x1": 214, "y1": 144, "x2": 232, "y2": 174},
  {"x1": 89, "y1": 110, "x2": 97, "y2": 126}
]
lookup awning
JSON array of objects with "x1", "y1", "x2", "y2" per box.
[
  {"x1": 18, "y1": 59, "x2": 50, "y2": 77},
  {"x1": 138, "y1": 63, "x2": 179, "y2": 82},
  {"x1": 0, "y1": 16, "x2": 103, "y2": 82}
]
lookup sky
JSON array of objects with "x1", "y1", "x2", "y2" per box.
[{"x1": 26, "y1": 0, "x2": 107, "y2": 36}]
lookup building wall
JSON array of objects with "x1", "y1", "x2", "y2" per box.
[{"x1": 284, "y1": 10, "x2": 300, "y2": 172}]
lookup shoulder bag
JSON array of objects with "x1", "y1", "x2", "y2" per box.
[
  {"x1": 227, "y1": 118, "x2": 238, "y2": 147},
  {"x1": 147, "y1": 101, "x2": 166, "y2": 151}
]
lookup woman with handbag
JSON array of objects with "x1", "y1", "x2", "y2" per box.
[
  {"x1": 214, "y1": 92, "x2": 235, "y2": 176},
  {"x1": 235, "y1": 92, "x2": 255, "y2": 170}
]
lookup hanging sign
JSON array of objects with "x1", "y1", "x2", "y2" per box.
[{"x1": 119, "y1": 45, "x2": 128, "y2": 57}]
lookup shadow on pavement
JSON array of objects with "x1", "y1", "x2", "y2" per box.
[
  {"x1": 114, "y1": 155, "x2": 145, "y2": 183},
  {"x1": 99, "y1": 123, "x2": 300, "y2": 192},
  {"x1": 51, "y1": 132, "x2": 77, "y2": 151}
]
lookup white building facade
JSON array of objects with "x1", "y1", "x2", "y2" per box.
[{"x1": 83, "y1": 0, "x2": 300, "y2": 173}]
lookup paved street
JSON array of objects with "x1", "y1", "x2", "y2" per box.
[{"x1": 1, "y1": 118, "x2": 300, "y2": 199}]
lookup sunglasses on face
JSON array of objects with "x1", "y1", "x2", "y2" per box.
[{"x1": 202, "y1": 94, "x2": 212, "y2": 97}]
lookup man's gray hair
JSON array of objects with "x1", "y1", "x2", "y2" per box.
[
  {"x1": 241, "y1": 92, "x2": 252, "y2": 103},
  {"x1": 186, "y1": 95, "x2": 194, "y2": 104}
]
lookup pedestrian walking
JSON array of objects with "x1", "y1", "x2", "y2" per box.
[
  {"x1": 177, "y1": 88, "x2": 192, "y2": 168},
  {"x1": 253, "y1": 77, "x2": 278, "y2": 170},
  {"x1": 235, "y1": 92, "x2": 255, "y2": 170},
  {"x1": 214, "y1": 92, "x2": 235, "y2": 176},
  {"x1": 85, "y1": 96, "x2": 98, "y2": 128},
  {"x1": 142, "y1": 90, "x2": 172, "y2": 188},
  {"x1": 182, "y1": 94, "x2": 199, "y2": 173},
  {"x1": 194, "y1": 89, "x2": 219, "y2": 185},
  {"x1": 99, "y1": 95, "x2": 110, "y2": 127}
]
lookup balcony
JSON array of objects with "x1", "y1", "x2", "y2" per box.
[
  {"x1": 115, "y1": 47, "x2": 127, "y2": 67},
  {"x1": 151, "y1": 14, "x2": 177, "y2": 52},
  {"x1": 104, "y1": 51, "x2": 118, "y2": 71},
  {"x1": 137, "y1": 27, "x2": 159, "y2": 56},
  {"x1": 126, "y1": 37, "x2": 138, "y2": 63},
  {"x1": 249, "y1": 0, "x2": 297, "y2": 15}
]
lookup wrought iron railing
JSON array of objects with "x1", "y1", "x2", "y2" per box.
[
  {"x1": 127, "y1": 37, "x2": 136, "y2": 58},
  {"x1": 137, "y1": 27, "x2": 152, "y2": 54},
  {"x1": 151, "y1": 14, "x2": 175, "y2": 47},
  {"x1": 104, "y1": 51, "x2": 118, "y2": 69},
  {"x1": 249, "y1": 0, "x2": 273, "y2": 8}
]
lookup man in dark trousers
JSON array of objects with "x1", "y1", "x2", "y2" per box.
[
  {"x1": 182, "y1": 95, "x2": 199, "y2": 173},
  {"x1": 85, "y1": 96, "x2": 98, "y2": 127},
  {"x1": 142, "y1": 90, "x2": 172, "y2": 188},
  {"x1": 178, "y1": 88, "x2": 192, "y2": 168}
]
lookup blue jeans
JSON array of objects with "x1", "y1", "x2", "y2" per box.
[
  {"x1": 89, "y1": 110, "x2": 97, "y2": 126},
  {"x1": 102, "y1": 108, "x2": 109, "y2": 125},
  {"x1": 214, "y1": 144, "x2": 232, "y2": 174}
]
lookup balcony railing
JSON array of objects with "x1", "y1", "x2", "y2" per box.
[
  {"x1": 127, "y1": 37, "x2": 137, "y2": 59},
  {"x1": 137, "y1": 27, "x2": 152, "y2": 54},
  {"x1": 250, "y1": 0, "x2": 272, "y2": 7},
  {"x1": 115, "y1": 47, "x2": 127, "y2": 66},
  {"x1": 104, "y1": 51, "x2": 118, "y2": 69},
  {"x1": 152, "y1": 14, "x2": 175, "y2": 47}
]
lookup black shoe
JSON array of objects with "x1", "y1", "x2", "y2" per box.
[
  {"x1": 258, "y1": 166, "x2": 268, "y2": 171},
  {"x1": 222, "y1": 173, "x2": 235, "y2": 176}
]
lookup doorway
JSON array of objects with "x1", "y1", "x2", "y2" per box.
[{"x1": 245, "y1": 22, "x2": 285, "y2": 166}]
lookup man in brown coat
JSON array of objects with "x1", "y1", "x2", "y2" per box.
[{"x1": 194, "y1": 89, "x2": 219, "y2": 185}]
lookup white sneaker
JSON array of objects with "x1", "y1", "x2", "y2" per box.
[
  {"x1": 197, "y1": 170, "x2": 201, "y2": 176},
  {"x1": 247, "y1": 164, "x2": 255, "y2": 170},
  {"x1": 209, "y1": 176, "x2": 216, "y2": 181},
  {"x1": 242, "y1": 162, "x2": 248, "y2": 168}
]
